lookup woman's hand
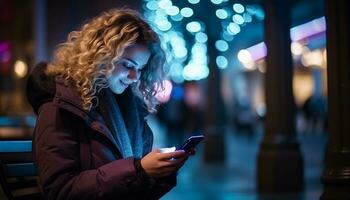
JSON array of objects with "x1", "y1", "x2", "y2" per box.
[
  {"x1": 141, "y1": 149, "x2": 188, "y2": 178},
  {"x1": 187, "y1": 147, "x2": 196, "y2": 156}
]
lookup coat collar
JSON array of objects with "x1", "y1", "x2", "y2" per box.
[
  {"x1": 53, "y1": 76, "x2": 121, "y2": 153},
  {"x1": 54, "y1": 76, "x2": 85, "y2": 110}
]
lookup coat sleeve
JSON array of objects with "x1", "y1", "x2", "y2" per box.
[
  {"x1": 34, "y1": 102, "x2": 147, "y2": 200},
  {"x1": 141, "y1": 122, "x2": 177, "y2": 199}
]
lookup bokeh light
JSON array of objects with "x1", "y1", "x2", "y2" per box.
[
  {"x1": 180, "y1": 7, "x2": 194, "y2": 17},
  {"x1": 215, "y1": 40, "x2": 229, "y2": 52},
  {"x1": 233, "y1": 3, "x2": 245, "y2": 13},
  {"x1": 14, "y1": 60, "x2": 28, "y2": 78}
]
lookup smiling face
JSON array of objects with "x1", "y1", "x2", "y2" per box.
[{"x1": 107, "y1": 44, "x2": 151, "y2": 94}]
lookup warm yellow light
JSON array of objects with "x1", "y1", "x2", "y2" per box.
[
  {"x1": 237, "y1": 49, "x2": 252, "y2": 64},
  {"x1": 291, "y1": 42, "x2": 304, "y2": 56},
  {"x1": 293, "y1": 73, "x2": 313, "y2": 106},
  {"x1": 14, "y1": 60, "x2": 28, "y2": 78},
  {"x1": 243, "y1": 61, "x2": 256, "y2": 70},
  {"x1": 323, "y1": 49, "x2": 327, "y2": 64},
  {"x1": 301, "y1": 49, "x2": 324, "y2": 67},
  {"x1": 257, "y1": 62, "x2": 266, "y2": 73}
]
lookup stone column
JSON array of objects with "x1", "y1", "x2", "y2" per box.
[
  {"x1": 202, "y1": 0, "x2": 227, "y2": 163},
  {"x1": 321, "y1": 0, "x2": 350, "y2": 199},
  {"x1": 203, "y1": 39, "x2": 227, "y2": 163},
  {"x1": 257, "y1": 0, "x2": 304, "y2": 193}
]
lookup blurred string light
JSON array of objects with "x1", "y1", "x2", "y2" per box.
[
  {"x1": 146, "y1": 1, "x2": 159, "y2": 10},
  {"x1": 186, "y1": 21, "x2": 202, "y2": 33},
  {"x1": 169, "y1": 62, "x2": 185, "y2": 83},
  {"x1": 227, "y1": 22, "x2": 241, "y2": 35},
  {"x1": 155, "y1": 9, "x2": 167, "y2": 17},
  {"x1": 215, "y1": 40, "x2": 229, "y2": 52},
  {"x1": 183, "y1": 43, "x2": 209, "y2": 80},
  {"x1": 168, "y1": 31, "x2": 188, "y2": 59},
  {"x1": 222, "y1": 32, "x2": 234, "y2": 41},
  {"x1": 171, "y1": 14, "x2": 183, "y2": 21},
  {"x1": 216, "y1": 56, "x2": 228, "y2": 69},
  {"x1": 232, "y1": 14, "x2": 244, "y2": 25},
  {"x1": 233, "y1": 3, "x2": 245, "y2": 13},
  {"x1": 188, "y1": 0, "x2": 200, "y2": 4},
  {"x1": 195, "y1": 32, "x2": 208, "y2": 43},
  {"x1": 216, "y1": 9, "x2": 228, "y2": 19},
  {"x1": 158, "y1": 0, "x2": 172, "y2": 10},
  {"x1": 143, "y1": 0, "x2": 264, "y2": 81},
  {"x1": 180, "y1": 7, "x2": 193, "y2": 17},
  {"x1": 155, "y1": 18, "x2": 172, "y2": 31},
  {"x1": 243, "y1": 13, "x2": 252, "y2": 23},
  {"x1": 210, "y1": 0, "x2": 224, "y2": 5},
  {"x1": 166, "y1": 6, "x2": 180, "y2": 16}
]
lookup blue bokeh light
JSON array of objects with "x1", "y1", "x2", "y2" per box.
[
  {"x1": 146, "y1": 1, "x2": 159, "y2": 10},
  {"x1": 188, "y1": 0, "x2": 200, "y2": 4},
  {"x1": 227, "y1": 22, "x2": 241, "y2": 35},
  {"x1": 222, "y1": 32, "x2": 234, "y2": 41},
  {"x1": 195, "y1": 32, "x2": 208, "y2": 43},
  {"x1": 169, "y1": 63, "x2": 185, "y2": 83},
  {"x1": 180, "y1": 7, "x2": 194, "y2": 18},
  {"x1": 215, "y1": 40, "x2": 229, "y2": 52},
  {"x1": 156, "y1": 19, "x2": 172, "y2": 31},
  {"x1": 233, "y1": 3, "x2": 245, "y2": 13},
  {"x1": 216, "y1": 55, "x2": 228, "y2": 69},
  {"x1": 216, "y1": 9, "x2": 228, "y2": 19},
  {"x1": 158, "y1": 0, "x2": 172, "y2": 10},
  {"x1": 166, "y1": 6, "x2": 180, "y2": 16},
  {"x1": 171, "y1": 14, "x2": 184, "y2": 21},
  {"x1": 232, "y1": 14, "x2": 245, "y2": 25},
  {"x1": 243, "y1": 13, "x2": 252, "y2": 23},
  {"x1": 186, "y1": 21, "x2": 201, "y2": 33},
  {"x1": 210, "y1": 0, "x2": 223, "y2": 5},
  {"x1": 255, "y1": 7, "x2": 265, "y2": 20}
]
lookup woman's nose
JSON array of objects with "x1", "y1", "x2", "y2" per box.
[{"x1": 127, "y1": 69, "x2": 141, "y2": 82}]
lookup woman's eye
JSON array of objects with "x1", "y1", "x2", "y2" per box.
[{"x1": 122, "y1": 62, "x2": 133, "y2": 69}]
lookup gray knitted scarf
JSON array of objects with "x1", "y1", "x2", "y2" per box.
[{"x1": 98, "y1": 88, "x2": 143, "y2": 158}]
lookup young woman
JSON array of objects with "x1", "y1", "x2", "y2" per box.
[{"x1": 26, "y1": 8, "x2": 191, "y2": 200}]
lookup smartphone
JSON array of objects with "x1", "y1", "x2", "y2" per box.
[{"x1": 177, "y1": 135, "x2": 204, "y2": 152}]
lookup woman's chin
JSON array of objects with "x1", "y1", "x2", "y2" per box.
[{"x1": 110, "y1": 86, "x2": 126, "y2": 94}]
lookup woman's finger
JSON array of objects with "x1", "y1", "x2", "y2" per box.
[{"x1": 158, "y1": 150, "x2": 186, "y2": 160}]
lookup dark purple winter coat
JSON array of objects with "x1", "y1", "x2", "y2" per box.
[{"x1": 26, "y1": 63, "x2": 176, "y2": 200}]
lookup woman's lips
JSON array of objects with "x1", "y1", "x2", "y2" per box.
[{"x1": 119, "y1": 80, "x2": 128, "y2": 87}]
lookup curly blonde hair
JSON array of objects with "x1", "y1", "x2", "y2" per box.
[{"x1": 46, "y1": 8, "x2": 165, "y2": 112}]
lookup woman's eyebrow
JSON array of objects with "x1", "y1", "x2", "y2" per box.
[{"x1": 122, "y1": 57, "x2": 139, "y2": 66}]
